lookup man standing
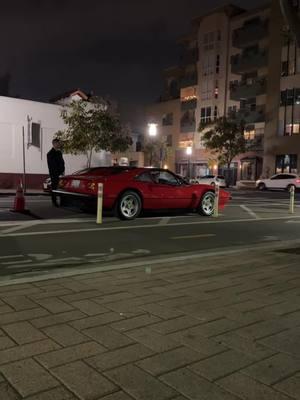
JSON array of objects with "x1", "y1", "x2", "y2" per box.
[{"x1": 47, "y1": 138, "x2": 65, "y2": 206}]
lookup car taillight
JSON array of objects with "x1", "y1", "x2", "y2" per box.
[
  {"x1": 296, "y1": 179, "x2": 300, "y2": 183},
  {"x1": 87, "y1": 182, "x2": 96, "y2": 191}
]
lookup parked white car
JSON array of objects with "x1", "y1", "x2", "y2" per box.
[
  {"x1": 195, "y1": 175, "x2": 226, "y2": 187},
  {"x1": 256, "y1": 173, "x2": 300, "y2": 191}
]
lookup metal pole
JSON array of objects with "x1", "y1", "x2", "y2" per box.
[
  {"x1": 96, "y1": 183, "x2": 103, "y2": 224},
  {"x1": 289, "y1": 185, "x2": 295, "y2": 214},
  {"x1": 22, "y1": 126, "x2": 26, "y2": 193},
  {"x1": 214, "y1": 183, "x2": 220, "y2": 217}
]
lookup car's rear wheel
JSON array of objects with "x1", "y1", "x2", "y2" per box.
[
  {"x1": 258, "y1": 182, "x2": 266, "y2": 191},
  {"x1": 118, "y1": 191, "x2": 142, "y2": 220},
  {"x1": 198, "y1": 191, "x2": 215, "y2": 217},
  {"x1": 287, "y1": 184, "x2": 296, "y2": 192}
]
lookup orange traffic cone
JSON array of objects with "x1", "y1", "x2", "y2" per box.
[{"x1": 11, "y1": 180, "x2": 26, "y2": 213}]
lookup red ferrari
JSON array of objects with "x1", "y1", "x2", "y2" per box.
[{"x1": 54, "y1": 167, "x2": 230, "y2": 220}]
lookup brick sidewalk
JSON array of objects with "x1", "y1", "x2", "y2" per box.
[{"x1": 0, "y1": 248, "x2": 300, "y2": 399}]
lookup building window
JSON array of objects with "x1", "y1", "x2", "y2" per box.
[
  {"x1": 276, "y1": 154, "x2": 298, "y2": 173},
  {"x1": 166, "y1": 134, "x2": 172, "y2": 147},
  {"x1": 162, "y1": 113, "x2": 173, "y2": 126},
  {"x1": 204, "y1": 32, "x2": 215, "y2": 51},
  {"x1": 201, "y1": 79, "x2": 213, "y2": 100},
  {"x1": 203, "y1": 53, "x2": 214, "y2": 76},
  {"x1": 31, "y1": 122, "x2": 41, "y2": 148},
  {"x1": 214, "y1": 106, "x2": 218, "y2": 120},
  {"x1": 214, "y1": 80, "x2": 219, "y2": 99},
  {"x1": 200, "y1": 107, "x2": 212, "y2": 123},
  {"x1": 281, "y1": 88, "x2": 300, "y2": 135},
  {"x1": 216, "y1": 54, "x2": 220, "y2": 74}
]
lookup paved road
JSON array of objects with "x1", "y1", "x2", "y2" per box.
[{"x1": 0, "y1": 190, "x2": 300, "y2": 279}]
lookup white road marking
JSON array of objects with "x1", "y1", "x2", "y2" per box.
[
  {"x1": 158, "y1": 217, "x2": 171, "y2": 225},
  {"x1": 2, "y1": 260, "x2": 33, "y2": 266},
  {"x1": 240, "y1": 205, "x2": 260, "y2": 219},
  {"x1": 2, "y1": 222, "x2": 39, "y2": 234},
  {"x1": 1, "y1": 215, "x2": 300, "y2": 238},
  {"x1": 44, "y1": 257, "x2": 82, "y2": 264},
  {"x1": 132, "y1": 249, "x2": 151, "y2": 255},
  {"x1": 85, "y1": 253, "x2": 108, "y2": 257},
  {"x1": 171, "y1": 234, "x2": 216, "y2": 240},
  {"x1": 2, "y1": 238, "x2": 300, "y2": 286},
  {"x1": 0, "y1": 255, "x2": 24, "y2": 260},
  {"x1": 27, "y1": 254, "x2": 52, "y2": 261},
  {"x1": 262, "y1": 236, "x2": 279, "y2": 241}
]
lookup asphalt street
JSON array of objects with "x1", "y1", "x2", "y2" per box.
[{"x1": 0, "y1": 190, "x2": 300, "y2": 280}]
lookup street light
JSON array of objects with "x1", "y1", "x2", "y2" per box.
[
  {"x1": 186, "y1": 146, "x2": 192, "y2": 180},
  {"x1": 148, "y1": 123, "x2": 158, "y2": 137}
]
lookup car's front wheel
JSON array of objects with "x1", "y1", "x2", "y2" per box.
[
  {"x1": 198, "y1": 191, "x2": 215, "y2": 216},
  {"x1": 117, "y1": 191, "x2": 142, "y2": 220},
  {"x1": 258, "y1": 182, "x2": 266, "y2": 191}
]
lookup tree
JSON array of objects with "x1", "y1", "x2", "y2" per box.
[
  {"x1": 198, "y1": 117, "x2": 246, "y2": 169},
  {"x1": 55, "y1": 98, "x2": 132, "y2": 168},
  {"x1": 144, "y1": 136, "x2": 170, "y2": 167}
]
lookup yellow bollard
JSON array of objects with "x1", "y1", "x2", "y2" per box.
[
  {"x1": 289, "y1": 185, "x2": 295, "y2": 214},
  {"x1": 96, "y1": 183, "x2": 103, "y2": 224},
  {"x1": 213, "y1": 183, "x2": 219, "y2": 218}
]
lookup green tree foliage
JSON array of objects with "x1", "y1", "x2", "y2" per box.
[
  {"x1": 144, "y1": 136, "x2": 170, "y2": 167},
  {"x1": 198, "y1": 117, "x2": 246, "y2": 168},
  {"x1": 56, "y1": 98, "x2": 132, "y2": 167}
]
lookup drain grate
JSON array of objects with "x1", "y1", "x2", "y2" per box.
[{"x1": 275, "y1": 247, "x2": 300, "y2": 255}]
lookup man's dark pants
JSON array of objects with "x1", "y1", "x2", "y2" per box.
[{"x1": 50, "y1": 175, "x2": 60, "y2": 206}]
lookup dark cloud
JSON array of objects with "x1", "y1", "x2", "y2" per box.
[{"x1": 0, "y1": 0, "x2": 266, "y2": 126}]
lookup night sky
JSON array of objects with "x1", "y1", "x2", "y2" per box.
[{"x1": 1, "y1": 0, "x2": 264, "y2": 128}]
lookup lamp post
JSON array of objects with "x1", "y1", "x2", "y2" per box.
[
  {"x1": 186, "y1": 146, "x2": 192, "y2": 181},
  {"x1": 147, "y1": 123, "x2": 158, "y2": 167},
  {"x1": 148, "y1": 123, "x2": 157, "y2": 138}
]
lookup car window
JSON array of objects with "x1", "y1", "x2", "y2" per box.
[
  {"x1": 270, "y1": 175, "x2": 280, "y2": 180},
  {"x1": 150, "y1": 170, "x2": 179, "y2": 185},
  {"x1": 283, "y1": 174, "x2": 296, "y2": 179},
  {"x1": 201, "y1": 175, "x2": 214, "y2": 179},
  {"x1": 217, "y1": 175, "x2": 225, "y2": 180},
  {"x1": 135, "y1": 172, "x2": 153, "y2": 183}
]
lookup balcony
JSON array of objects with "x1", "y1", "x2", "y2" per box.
[
  {"x1": 181, "y1": 98, "x2": 197, "y2": 111},
  {"x1": 180, "y1": 73, "x2": 198, "y2": 88},
  {"x1": 180, "y1": 120, "x2": 196, "y2": 133},
  {"x1": 230, "y1": 77, "x2": 266, "y2": 101},
  {"x1": 245, "y1": 134, "x2": 264, "y2": 152},
  {"x1": 231, "y1": 49, "x2": 268, "y2": 74},
  {"x1": 229, "y1": 105, "x2": 265, "y2": 124},
  {"x1": 232, "y1": 19, "x2": 268, "y2": 49}
]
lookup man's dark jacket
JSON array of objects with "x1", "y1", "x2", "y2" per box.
[{"x1": 47, "y1": 148, "x2": 65, "y2": 178}]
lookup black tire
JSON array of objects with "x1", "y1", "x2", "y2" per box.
[
  {"x1": 198, "y1": 191, "x2": 215, "y2": 217},
  {"x1": 287, "y1": 184, "x2": 296, "y2": 192},
  {"x1": 117, "y1": 191, "x2": 142, "y2": 220},
  {"x1": 258, "y1": 182, "x2": 266, "y2": 191}
]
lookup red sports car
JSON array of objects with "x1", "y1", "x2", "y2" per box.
[{"x1": 54, "y1": 167, "x2": 230, "y2": 220}]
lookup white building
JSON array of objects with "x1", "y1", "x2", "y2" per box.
[{"x1": 0, "y1": 90, "x2": 142, "y2": 189}]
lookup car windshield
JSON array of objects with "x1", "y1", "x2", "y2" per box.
[{"x1": 73, "y1": 167, "x2": 134, "y2": 176}]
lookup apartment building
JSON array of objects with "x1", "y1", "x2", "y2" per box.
[
  {"x1": 264, "y1": 0, "x2": 300, "y2": 177},
  {"x1": 146, "y1": 0, "x2": 300, "y2": 182}
]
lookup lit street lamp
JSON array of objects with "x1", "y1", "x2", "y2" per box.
[
  {"x1": 148, "y1": 123, "x2": 158, "y2": 137},
  {"x1": 186, "y1": 146, "x2": 192, "y2": 180}
]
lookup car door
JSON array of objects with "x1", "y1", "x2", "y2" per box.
[
  {"x1": 268, "y1": 174, "x2": 283, "y2": 189},
  {"x1": 148, "y1": 170, "x2": 193, "y2": 209}
]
